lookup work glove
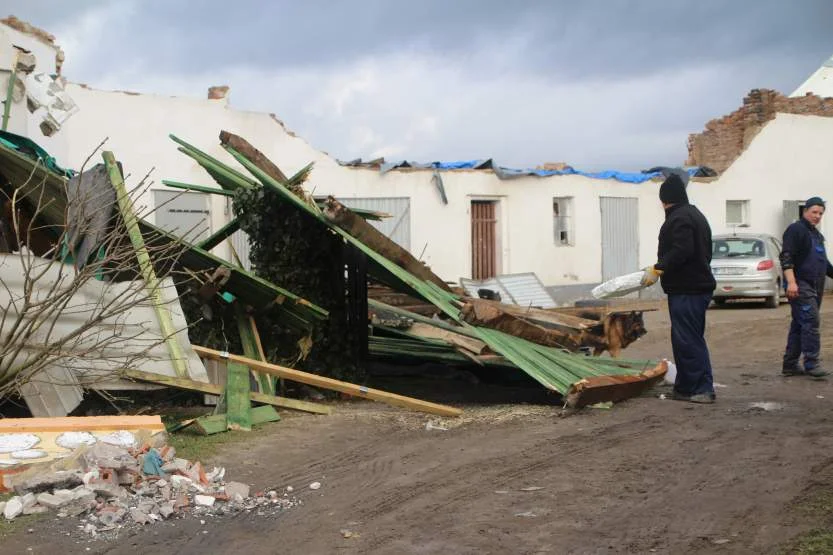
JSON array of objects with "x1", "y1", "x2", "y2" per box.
[{"x1": 640, "y1": 266, "x2": 663, "y2": 287}]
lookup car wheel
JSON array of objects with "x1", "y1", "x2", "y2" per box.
[{"x1": 765, "y1": 294, "x2": 779, "y2": 309}]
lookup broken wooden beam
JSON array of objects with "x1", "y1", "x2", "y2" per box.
[
  {"x1": 120, "y1": 369, "x2": 331, "y2": 415},
  {"x1": 406, "y1": 322, "x2": 488, "y2": 355},
  {"x1": 566, "y1": 360, "x2": 668, "y2": 408},
  {"x1": 322, "y1": 196, "x2": 452, "y2": 292},
  {"x1": 104, "y1": 151, "x2": 189, "y2": 378},
  {"x1": 192, "y1": 345, "x2": 462, "y2": 417},
  {"x1": 460, "y1": 299, "x2": 585, "y2": 351}
]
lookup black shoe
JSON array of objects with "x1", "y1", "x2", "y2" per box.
[
  {"x1": 672, "y1": 392, "x2": 716, "y2": 404},
  {"x1": 782, "y1": 366, "x2": 805, "y2": 377},
  {"x1": 806, "y1": 367, "x2": 830, "y2": 378}
]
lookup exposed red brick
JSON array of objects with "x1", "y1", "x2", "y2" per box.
[
  {"x1": 686, "y1": 89, "x2": 833, "y2": 173},
  {"x1": 208, "y1": 85, "x2": 230, "y2": 100}
]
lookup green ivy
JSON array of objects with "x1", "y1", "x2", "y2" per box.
[{"x1": 231, "y1": 186, "x2": 364, "y2": 383}]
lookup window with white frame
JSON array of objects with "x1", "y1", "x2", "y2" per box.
[
  {"x1": 553, "y1": 197, "x2": 574, "y2": 246},
  {"x1": 726, "y1": 200, "x2": 750, "y2": 226}
]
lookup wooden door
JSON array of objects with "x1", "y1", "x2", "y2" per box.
[{"x1": 471, "y1": 201, "x2": 497, "y2": 279}]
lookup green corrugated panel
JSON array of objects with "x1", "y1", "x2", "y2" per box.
[
  {"x1": 0, "y1": 138, "x2": 327, "y2": 330},
  {"x1": 216, "y1": 143, "x2": 658, "y2": 395}
]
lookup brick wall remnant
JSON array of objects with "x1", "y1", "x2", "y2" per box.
[
  {"x1": 1, "y1": 15, "x2": 65, "y2": 74},
  {"x1": 686, "y1": 89, "x2": 833, "y2": 174},
  {"x1": 208, "y1": 86, "x2": 230, "y2": 100}
]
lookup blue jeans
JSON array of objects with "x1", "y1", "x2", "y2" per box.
[
  {"x1": 668, "y1": 293, "x2": 715, "y2": 396},
  {"x1": 784, "y1": 280, "x2": 823, "y2": 370}
]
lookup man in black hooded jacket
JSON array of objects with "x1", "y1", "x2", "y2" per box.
[{"x1": 641, "y1": 174, "x2": 717, "y2": 403}]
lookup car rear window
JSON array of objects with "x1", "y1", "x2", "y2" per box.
[{"x1": 713, "y1": 238, "x2": 765, "y2": 259}]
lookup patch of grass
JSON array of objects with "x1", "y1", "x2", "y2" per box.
[
  {"x1": 782, "y1": 529, "x2": 833, "y2": 555},
  {"x1": 168, "y1": 420, "x2": 282, "y2": 463},
  {"x1": 0, "y1": 511, "x2": 48, "y2": 539},
  {"x1": 778, "y1": 469, "x2": 833, "y2": 554}
]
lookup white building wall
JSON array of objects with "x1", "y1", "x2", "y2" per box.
[
  {"x1": 50, "y1": 82, "x2": 670, "y2": 286},
  {"x1": 694, "y1": 113, "x2": 833, "y2": 241},
  {"x1": 5, "y1": 22, "x2": 831, "y2": 292},
  {"x1": 0, "y1": 24, "x2": 63, "y2": 146}
]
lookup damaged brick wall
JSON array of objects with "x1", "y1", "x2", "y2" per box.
[
  {"x1": 686, "y1": 89, "x2": 833, "y2": 173},
  {"x1": 1, "y1": 15, "x2": 65, "y2": 74}
]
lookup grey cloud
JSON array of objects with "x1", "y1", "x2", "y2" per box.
[{"x1": 4, "y1": 0, "x2": 833, "y2": 170}]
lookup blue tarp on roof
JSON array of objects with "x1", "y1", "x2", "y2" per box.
[{"x1": 340, "y1": 157, "x2": 711, "y2": 184}]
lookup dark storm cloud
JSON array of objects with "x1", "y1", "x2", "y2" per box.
[{"x1": 3, "y1": 0, "x2": 832, "y2": 169}]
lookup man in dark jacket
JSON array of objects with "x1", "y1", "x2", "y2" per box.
[
  {"x1": 780, "y1": 197, "x2": 833, "y2": 378},
  {"x1": 641, "y1": 174, "x2": 717, "y2": 403}
]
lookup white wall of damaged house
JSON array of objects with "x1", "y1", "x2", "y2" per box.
[
  {"x1": 50, "y1": 82, "x2": 678, "y2": 286},
  {"x1": 0, "y1": 24, "x2": 64, "y2": 143},
  {"x1": 21, "y1": 81, "x2": 833, "y2": 289},
  {"x1": 696, "y1": 113, "x2": 833, "y2": 241},
  {"x1": 4, "y1": 21, "x2": 832, "y2": 290}
]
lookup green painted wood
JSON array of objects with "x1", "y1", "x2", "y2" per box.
[
  {"x1": 236, "y1": 307, "x2": 275, "y2": 395},
  {"x1": 225, "y1": 361, "x2": 252, "y2": 431},
  {"x1": 162, "y1": 180, "x2": 235, "y2": 197},
  {"x1": 198, "y1": 217, "x2": 241, "y2": 252},
  {"x1": 193, "y1": 405, "x2": 280, "y2": 436},
  {"x1": 104, "y1": 151, "x2": 189, "y2": 378}
]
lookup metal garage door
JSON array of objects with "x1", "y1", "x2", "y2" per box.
[
  {"x1": 338, "y1": 197, "x2": 411, "y2": 250},
  {"x1": 600, "y1": 197, "x2": 639, "y2": 281},
  {"x1": 153, "y1": 190, "x2": 211, "y2": 243}
]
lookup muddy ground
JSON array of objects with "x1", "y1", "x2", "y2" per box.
[{"x1": 6, "y1": 300, "x2": 833, "y2": 554}]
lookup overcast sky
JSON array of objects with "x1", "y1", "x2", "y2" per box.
[{"x1": 6, "y1": 0, "x2": 833, "y2": 170}]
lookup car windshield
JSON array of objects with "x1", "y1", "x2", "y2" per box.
[{"x1": 713, "y1": 238, "x2": 766, "y2": 259}]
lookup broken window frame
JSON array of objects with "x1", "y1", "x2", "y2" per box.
[{"x1": 553, "y1": 197, "x2": 574, "y2": 246}]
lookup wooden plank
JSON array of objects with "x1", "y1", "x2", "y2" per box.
[
  {"x1": 225, "y1": 362, "x2": 252, "y2": 431},
  {"x1": 408, "y1": 322, "x2": 488, "y2": 354},
  {"x1": 193, "y1": 345, "x2": 462, "y2": 417},
  {"x1": 469, "y1": 298, "x2": 599, "y2": 330},
  {"x1": 321, "y1": 196, "x2": 452, "y2": 292},
  {"x1": 192, "y1": 405, "x2": 280, "y2": 436},
  {"x1": 103, "y1": 151, "x2": 189, "y2": 378},
  {"x1": 0, "y1": 415, "x2": 165, "y2": 434},
  {"x1": 236, "y1": 307, "x2": 275, "y2": 395},
  {"x1": 121, "y1": 369, "x2": 331, "y2": 414}
]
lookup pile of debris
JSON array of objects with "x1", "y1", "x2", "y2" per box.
[{"x1": 1, "y1": 431, "x2": 301, "y2": 540}]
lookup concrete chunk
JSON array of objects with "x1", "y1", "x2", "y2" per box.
[
  {"x1": 224, "y1": 481, "x2": 250, "y2": 499},
  {"x1": 37, "y1": 492, "x2": 72, "y2": 509},
  {"x1": 170, "y1": 475, "x2": 192, "y2": 489},
  {"x1": 81, "y1": 443, "x2": 137, "y2": 472},
  {"x1": 194, "y1": 495, "x2": 215, "y2": 507},
  {"x1": 20, "y1": 493, "x2": 36, "y2": 510},
  {"x1": 3, "y1": 497, "x2": 23, "y2": 520},
  {"x1": 23, "y1": 504, "x2": 48, "y2": 515},
  {"x1": 161, "y1": 458, "x2": 189, "y2": 474},
  {"x1": 129, "y1": 507, "x2": 150, "y2": 525},
  {"x1": 13, "y1": 470, "x2": 82, "y2": 494},
  {"x1": 158, "y1": 501, "x2": 175, "y2": 519}
]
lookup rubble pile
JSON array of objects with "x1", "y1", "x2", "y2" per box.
[{"x1": 2, "y1": 440, "x2": 302, "y2": 539}]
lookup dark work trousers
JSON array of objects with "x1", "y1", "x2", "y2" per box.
[
  {"x1": 668, "y1": 293, "x2": 715, "y2": 396},
  {"x1": 784, "y1": 279, "x2": 824, "y2": 370}
]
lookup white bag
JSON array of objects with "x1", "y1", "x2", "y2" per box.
[{"x1": 591, "y1": 270, "x2": 647, "y2": 299}]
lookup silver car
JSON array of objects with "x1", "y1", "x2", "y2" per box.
[{"x1": 710, "y1": 233, "x2": 785, "y2": 308}]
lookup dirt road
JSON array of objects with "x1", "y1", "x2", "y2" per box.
[{"x1": 7, "y1": 301, "x2": 833, "y2": 554}]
